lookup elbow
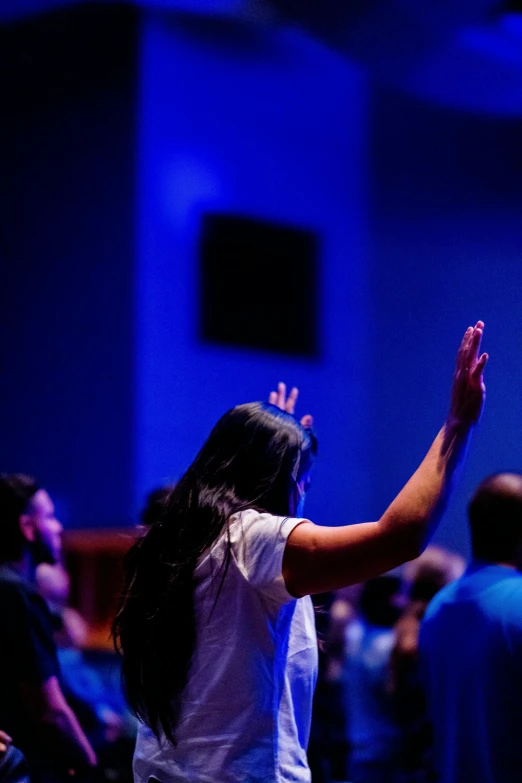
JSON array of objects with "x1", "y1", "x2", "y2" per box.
[
  {"x1": 381, "y1": 517, "x2": 427, "y2": 565},
  {"x1": 402, "y1": 534, "x2": 425, "y2": 562}
]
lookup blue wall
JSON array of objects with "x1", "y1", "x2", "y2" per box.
[
  {"x1": 0, "y1": 6, "x2": 138, "y2": 526},
  {"x1": 2, "y1": 6, "x2": 522, "y2": 553},
  {"x1": 134, "y1": 13, "x2": 371, "y2": 526},
  {"x1": 367, "y1": 86, "x2": 522, "y2": 556},
  {"x1": 135, "y1": 15, "x2": 522, "y2": 554}
]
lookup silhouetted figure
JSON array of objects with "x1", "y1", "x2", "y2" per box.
[
  {"x1": 0, "y1": 474, "x2": 97, "y2": 783},
  {"x1": 420, "y1": 473, "x2": 522, "y2": 783},
  {"x1": 390, "y1": 547, "x2": 464, "y2": 781},
  {"x1": 36, "y1": 563, "x2": 136, "y2": 743},
  {"x1": 342, "y1": 576, "x2": 403, "y2": 783}
]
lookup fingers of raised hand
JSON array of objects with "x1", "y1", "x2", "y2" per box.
[
  {"x1": 467, "y1": 322, "x2": 484, "y2": 367},
  {"x1": 276, "y1": 382, "x2": 287, "y2": 410},
  {"x1": 269, "y1": 383, "x2": 285, "y2": 408},
  {"x1": 471, "y1": 352, "x2": 488, "y2": 383},
  {"x1": 456, "y1": 326, "x2": 473, "y2": 373},
  {"x1": 269, "y1": 383, "x2": 299, "y2": 413},
  {"x1": 286, "y1": 386, "x2": 299, "y2": 414},
  {"x1": 456, "y1": 322, "x2": 485, "y2": 377},
  {"x1": 450, "y1": 322, "x2": 487, "y2": 425}
]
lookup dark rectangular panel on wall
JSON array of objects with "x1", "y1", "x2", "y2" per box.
[
  {"x1": 199, "y1": 213, "x2": 320, "y2": 357},
  {"x1": 0, "y1": 4, "x2": 139, "y2": 526}
]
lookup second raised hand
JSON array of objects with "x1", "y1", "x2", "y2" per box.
[
  {"x1": 269, "y1": 382, "x2": 299, "y2": 414},
  {"x1": 268, "y1": 382, "x2": 314, "y2": 430}
]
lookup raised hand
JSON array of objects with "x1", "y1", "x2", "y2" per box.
[
  {"x1": 269, "y1": 382, "x2": 299, "y2": 414},
  {"x1": 449, "y1": 321, "x2": 488, "y2": 427},
  {"x1": 268, "y1": 383, "x2": 313, "y2": 429}
]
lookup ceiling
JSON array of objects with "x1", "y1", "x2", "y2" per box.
[{"x1": 2, "y1": 0, "x2": 522, "y2": 115}]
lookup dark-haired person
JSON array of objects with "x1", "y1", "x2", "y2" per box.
[
  {"x1": 420, "y1": 472, "x2": 522, "y2": 783},
  {"x1": 113, "y1": 323, "x2": 487, "y2": 783},
  {"x1": 0, "y1": 475, "x2": 97, "y2": 783},
  {"x1": 139, "y1": 485, "x2": 175, "y2": 528}
]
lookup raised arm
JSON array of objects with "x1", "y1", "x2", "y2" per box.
[{"x1": 282, "y1": 322, "x2": 488, "y2": 596}]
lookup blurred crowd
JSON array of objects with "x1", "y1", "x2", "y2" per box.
[
  {"x1": 2, "y1": 472, "x2": 522, "y2": 783},
  {"x1": 308, "y1": 547, "x2": 464, "y2": 783},
  {"x1": 0, "y1": 471, "x2": 465, "y2": 783},
  {"x1": 32, "y1": 538, "x2": 466, "y2": 783}
]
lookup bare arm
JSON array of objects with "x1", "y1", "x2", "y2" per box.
[
  {"x1": 282, "y1": 322, "x2": 488, "y2": 597},
  {"x1": 20, "y1": 676, "x2": 97, "y2": 771},
  {"x1": 283, "y1": 421, "x2": 469, "y2": 594}
]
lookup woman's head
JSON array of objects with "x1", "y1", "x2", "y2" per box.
[
  {"x1": 183, "y1": 401, "x2": 315, "y2": 519},
  {"x1": 113, "y1": 400, "x2": 316, "y2": 744}
]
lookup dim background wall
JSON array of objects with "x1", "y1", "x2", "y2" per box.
[
  {"x1": 1, "y1": 4, "x2": 521, "y2": 557},
  {"x1": 0, "y1": 5, "x2": 138, "y2": 527},
  {"x1": 367, "y1": 86, "x2": 522, "y2": 556},
  {"x1": 134, "y1": 12, "x2": 371, "y2": 527}
]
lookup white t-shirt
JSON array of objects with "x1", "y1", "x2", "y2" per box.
[{"x1": 133, "y1": 509, "x2": 318, "y2": 783}]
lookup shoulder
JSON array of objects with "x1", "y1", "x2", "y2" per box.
[
  {"x1": 496, "y1": 575, "x2": 522, "y2": 630},
  {"x1": 465, "y1": 569, "x2": 522, "y2": 624},
  {"x1": 228, "y1": 509, "x2": 309, "y2": 544},
  {"x1": 494, "y1": 572, "x2": 522, "y2": 599},
  {"x1": 0, "y1": 573, "x2": 53, "y2": 633},
  {"x1": 226, "y1": 510, "x2": 310, "y2": 603}
]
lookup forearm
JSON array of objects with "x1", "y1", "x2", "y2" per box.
[
  {"x1": 284, "y1": 422, "x2": 473, "y2": 595},
  {"x1": 378, "y1": 419, "x2": 472, "y2": 557},
  {"x1": 284, "y1": 321, "x2": 486, "y2": 597},
  {"x1": 41, "y1": 703, "x2": 97, "y2": 769},
  {"x1": 22, "y1": 677, "x2": 97, "y2": 770}
]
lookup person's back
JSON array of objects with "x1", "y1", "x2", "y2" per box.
[
  {"x1": 114, "y1": 326, "x2": 488, "y2": 783},
  {"x1": 134, "y1": 509, "x2": 318, "y2": 783},
  {"x1": 420, "y1": 474, "x2": 522, "y2": 783}
]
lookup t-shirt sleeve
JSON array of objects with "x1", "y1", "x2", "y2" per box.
[
  {"x1": 1, "y1": 583, "x2": 58, "y2": 684},
  {"x1": 231, "y1": 512, "x2": 310, "y2": 605}
]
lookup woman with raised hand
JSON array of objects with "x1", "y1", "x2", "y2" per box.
[{"x1": 113, "y1": 322, "x2": 487, "y2": 783}]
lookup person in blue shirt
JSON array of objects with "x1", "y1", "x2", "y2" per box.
[{"x1": 420, "y1": 473, "x2": 522, "y2": 783}]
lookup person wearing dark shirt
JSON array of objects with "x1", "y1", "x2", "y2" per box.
[
  {"x1": 420, "y1": 473, "x2": 522, "y2": 783},
  {"x1": 0, "y1": 474, "x2": 97, "y2": 783}
]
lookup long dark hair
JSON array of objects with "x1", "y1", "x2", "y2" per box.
[{"x1": 113, "y1": 402, "x2": 315, "y2": 744}]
